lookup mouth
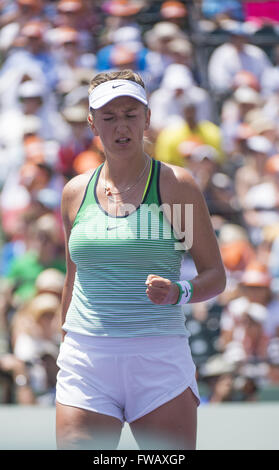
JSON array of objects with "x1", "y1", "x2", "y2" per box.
[{"x1": 115, "y1": 137, "x2": 131, "y2": 144}]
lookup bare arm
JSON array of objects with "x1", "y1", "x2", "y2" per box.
[
  {"x1": 59, "y1": 172, "x2": 94, "y2": 341},
  {"x1": 187, "y1": 182, "x2": 226, "y2": 303},
  {"x1": 146, "y1": 164, "x2": 226, "y2": 305},
  {"x1": 59, "y1": 229, "x2": 76, "y2": 341}
]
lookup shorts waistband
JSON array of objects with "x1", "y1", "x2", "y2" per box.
[{"x1": 63, "y1": 332, "x2": 188, "y2": 354}]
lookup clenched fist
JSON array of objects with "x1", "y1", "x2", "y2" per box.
[{"x1": 145, "y1": 274, "x2": 180, "y2": 305}]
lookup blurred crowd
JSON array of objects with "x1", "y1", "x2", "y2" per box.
[{"x1": 0, "y1": 0, "x2": 279, "y2": 407}]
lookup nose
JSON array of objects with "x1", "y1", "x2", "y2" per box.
[{"x1": 114, "y1": 116, "x2": 129, "y2": 132}]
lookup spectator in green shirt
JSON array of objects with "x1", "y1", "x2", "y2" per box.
[{"x1": 6, "y1": 213, "x2": 65, "y2": 302}]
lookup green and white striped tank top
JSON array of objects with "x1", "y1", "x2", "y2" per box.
[{"x1": 63, "y1": 158, "x2": 189, "y2": 337}]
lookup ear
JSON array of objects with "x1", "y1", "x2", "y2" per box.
[
  {"x1": 88, "y1": 112, "x2": 99, "y2": 136},
  {"x1": 144, "y1": 107, "x2": 151, "y2": 131}
]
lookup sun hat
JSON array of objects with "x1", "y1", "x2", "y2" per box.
[
  {"x1": 167, "y1": 37, "x2": 192, "y2": 56},
  {"x1": 241, "y1": 261, "x2": 272, "y2": 287},
  {"x1": 233, "y1": 86, "x2": 261, "y2": 105},
  {"x1": 177, "y1": 137, "x2": 204, "y2": 157},
  {"x1": 144, "y1": 21, "x2": 183, "y2": 47},
  {"x1": 246, "y1": 135, "x2": 273, "y2": 154},
  {"x1": 88, "y1": 79, "x2": 148, "y2": 110},
  {"x1": 35, "y1": 269, "x2": 65, "y2": 295},
  {"x1": 111, "y1": 25, "x2": 141, "y2": 45},
  {"x1": 22, "y1": 115, "x2": 42, "y2": 136},
  {"x1": 28, "y1": 293, "x2": 60, "y2": 320},
  {"x1": 218, "y1": 223, "x2": 248, "y2": 244},
  {"x1": 34, "y1": 214, "x2": 59, "y2": 243},
  {"x1": 18, "y1": 80, "x2": 45, "y2": 99},
  {"x1": 160, "y1": 63, "x2": 193, "y2": 90},
  {"x1": 49, "y1": 26, "x2": 79, "y2": 45},
  {"x1": 227, "y1": 296, "x2": 250, "y2": 318},
  {"x1": 21, "y1": 20, "x2": 46, "y2": 38},
  {"x1": 223, "y1": 20, "x2": 250, "y2": 37},
  {"x1": 247, "y1": 302, "x2": 268, "y2": 323},
  {"x1": 223, "y1": 342, "x2": 246, "y2": 364},
  {"x1": 199, "y1": 354, "x2": 236, "y2": 378},
  {"x1": 244, "y1": 182, "x2": 277, "y2": 210},
  {"x1": 190, "y1": 145, "x2": 219, "y2": 162},
  {"x1": 62, "y1": 104, "x2": 88, "y2": 122},
  {"x1": 249, "y1": 116, "x2": 276, "y2": 134}
]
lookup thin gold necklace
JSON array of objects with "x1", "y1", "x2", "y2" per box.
[{"x1": 104, "y1": 156, "x2": 150, "y2": 198}]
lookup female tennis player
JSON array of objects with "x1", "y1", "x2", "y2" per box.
[{"x1": 55, "y1": 69, "x2": 226, "y2": 450}]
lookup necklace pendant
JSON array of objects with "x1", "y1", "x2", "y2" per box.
[{"x1": 105, "y1": 186, "x2": 112, "y2": 197}]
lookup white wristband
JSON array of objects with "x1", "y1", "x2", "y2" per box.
[{"x1": 174, "y1": 280, "x2": 193, "y2": 305}]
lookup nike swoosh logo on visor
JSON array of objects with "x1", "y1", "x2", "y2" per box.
[{"x1": 112, "y1": 84, "x2": 125, "y2": 88}]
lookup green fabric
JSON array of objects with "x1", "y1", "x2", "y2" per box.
[{"x1": 6, "y1": 251, "x2": 65, "y2": 301}]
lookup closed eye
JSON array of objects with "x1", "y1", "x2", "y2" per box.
[{"x1": 103, "y1": 115, "x2": 136, "y2": 121}]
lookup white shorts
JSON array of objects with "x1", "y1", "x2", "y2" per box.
[{"x1": 56, "y1": 332, "x2": 200, "y2": 424}]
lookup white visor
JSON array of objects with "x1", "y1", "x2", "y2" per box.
[{"x1": 89, "y1": 79, "x2": 148, "y2": 110}]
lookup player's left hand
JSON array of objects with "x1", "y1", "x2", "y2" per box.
[{"x1": 145, "y1": 274, "x2": 179, "y2": 305}]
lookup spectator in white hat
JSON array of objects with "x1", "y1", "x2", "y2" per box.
[
  {"x1": 0, "y1": 291, "x2": 61, "y2": 405},
  {"x1": 208, "y1": 23, "x2": 272, "y2": 95},
  {"x1": 143, "y1": 21, "x2": 187, "y2": 90},
  {"x1": 0, "y1": 77, "x2": 71, "y2": 155},
  {"x1": 1, "y1": 19, "x2": 59, "y2": 90},
  {"x1": 47, "y1": 25, "x2": 96, "y2": 83},
  {"x1": 233, "y1": 134, "x2": 275, "y2": 212},
  {"x1": 35, "y1": 268, "x2": 65, "y2": 299},
  {"x1": 220, "y1": 292, "x2": 270, "y2": 362},
  {"x1": 20, "y1": 80, "x2": 71, "y2": 142},
  {"x1": 198, "y1": 353, "x2": 237, "y2": 404},
  {"x1": 149, "y1": 63, "x2": 213, "y2": 134},
  {"x1": 240, "y1": 261, "x2": 279, "y2": 336},
  {"x1": 220, "y1": 85, "x2": 264, "y2": 155}
]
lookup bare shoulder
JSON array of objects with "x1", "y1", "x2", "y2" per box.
[
  {"x1": 61, "y1": 170, "x2": 95, "y2": 226},
  {"x1": 159, "y1": 161, "x2": 202, "y2": 205},
  {"x1": 62, "y1": 170, "x2": 94, "y2": 199}
]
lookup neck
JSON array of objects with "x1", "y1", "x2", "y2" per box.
[
  {"x1": 188, "y1": 120, "x2": 197, "y2": 130},
  {"x1": 103, "y1": 151, "x2": 149, "y2": 188}
]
